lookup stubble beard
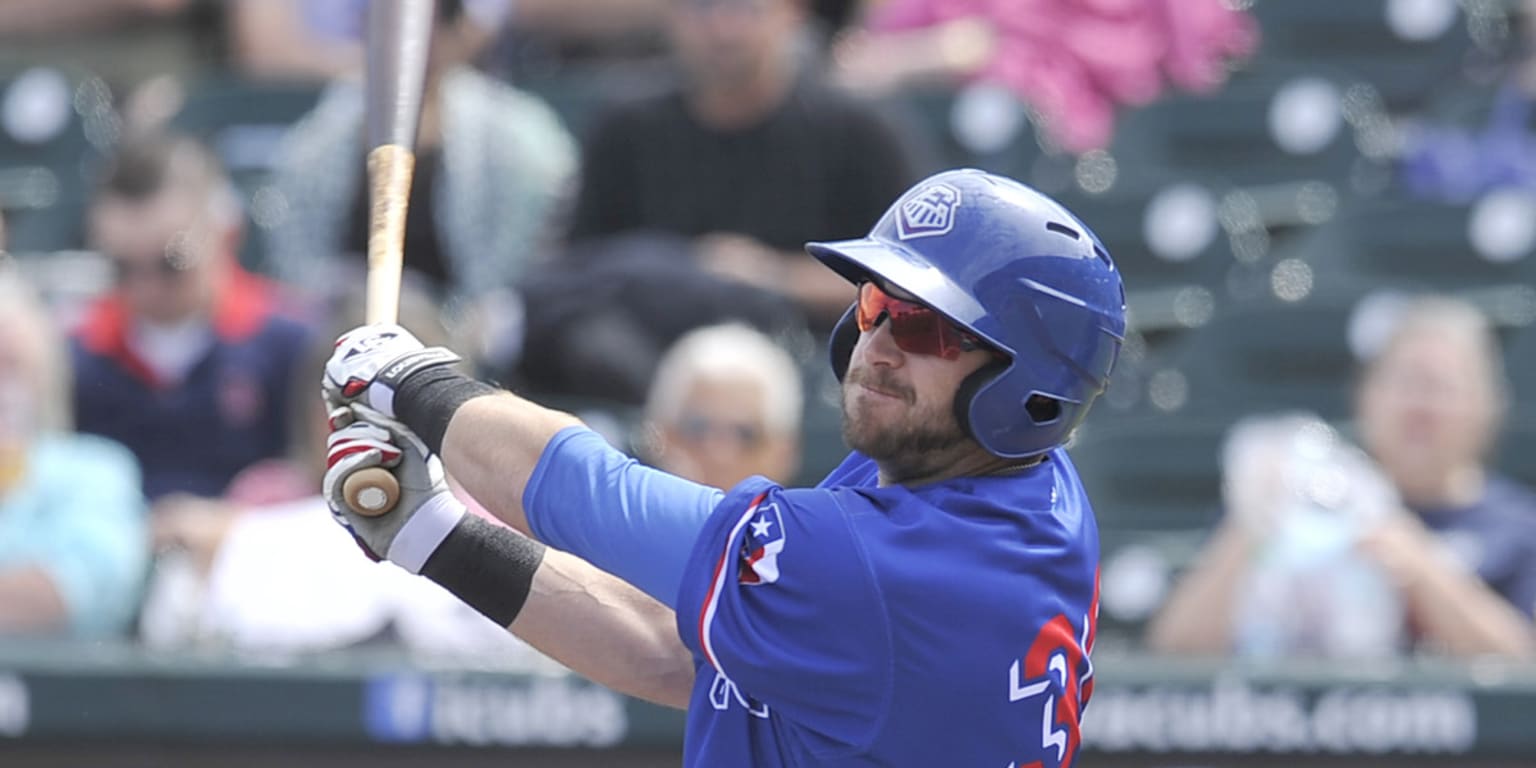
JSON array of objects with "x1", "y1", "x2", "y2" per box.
[{"x1": 841, "y1": 368, "x2": 968, "y2": 482}]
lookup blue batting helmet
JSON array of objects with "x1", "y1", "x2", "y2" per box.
[{"x1": 807, "y1": 168, "x2": 1127, "y2": 459}]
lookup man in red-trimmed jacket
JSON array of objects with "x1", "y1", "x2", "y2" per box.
[{"x1": 72, "y1": 133, "x2": 309, "y2": 501}]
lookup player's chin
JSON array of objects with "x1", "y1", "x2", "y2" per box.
[{"x1": 842, "y1": 409, "x2": 897, "y2": 453}]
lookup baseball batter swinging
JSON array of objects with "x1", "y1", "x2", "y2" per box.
[{"x1": 322, "y1": 168, "x2": 1126, "y2": 766}]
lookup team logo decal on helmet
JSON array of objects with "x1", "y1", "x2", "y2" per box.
[{"x1": 897, "y1": 182, "x2": 962, "y2": 240}]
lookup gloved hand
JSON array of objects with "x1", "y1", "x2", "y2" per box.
[
  {"x1": 323, "y1": 323, "x2": 461, "y2": 418},
  {"x1": 323, "y1": 403, "x2": 467, "y2": 572}
]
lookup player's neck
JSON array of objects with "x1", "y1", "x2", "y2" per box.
[{"x1": 877, "y1": 450, "x2": 1042, "y2": 488}]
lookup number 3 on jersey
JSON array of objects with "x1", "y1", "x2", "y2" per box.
[{"x1": 1007, "y1": 603, "x2": 1097, "y2": 768}]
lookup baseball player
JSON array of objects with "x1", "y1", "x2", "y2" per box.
[{"x1": 322, "y1": 168, "x2": 1126, "y2": 766}]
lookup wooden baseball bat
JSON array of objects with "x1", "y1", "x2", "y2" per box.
[{"x1": 343, "y1": 0, "x2": 435, "y2": 518}]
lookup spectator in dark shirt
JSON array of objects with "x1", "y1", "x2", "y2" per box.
[
  {"x1": 1149, "y1": 295, "x2": 1536, "y2": 659},
  {"x1": 72, "y1": 132, "x2": 310, "y2": 501},
  {"x1": 265, "y1": 0, "x2": 575, "y2": 309},
  {"x1": 566, "y1": 0, "x2": 917, "y2": 331}
]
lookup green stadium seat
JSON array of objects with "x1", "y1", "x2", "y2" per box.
[
  {"x1": 1067, "y1": 415, "x2": 1229, "y2": 533},
  {"x1": 1111, "y1": 66, "x2": 1365, "y2": 188},
  {"x1": 1249, "y1": 0, "x2": 1476, "y2": 111},
  {"x1": 0, "y1": 70, "x2": 101, "y2": 251},
  {"x1": 1177, "y1": 291, "x2": 1361, "y2": 421}
]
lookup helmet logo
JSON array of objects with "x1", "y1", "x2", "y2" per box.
[{"x1": 896, "y1": 182, "x2": 961, "y2": 240}]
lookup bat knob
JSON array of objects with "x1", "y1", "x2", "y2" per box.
[{"x1": 344, "y1": 467, "x2": 401, "y2": 517}]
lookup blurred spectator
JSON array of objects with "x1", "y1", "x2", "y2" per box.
[
  {"x1": 564, "y1": 0, "x2": 917, "y2": 331},
  {"x1": 264, "y1": 0, "x2": 575, "y2": 350},
  {"x1": 636, "y1": 323, "x2": 801, "y2": 488},
  {"x1": 0, "y1": 265, "x2": 147, "y2": 637},
  {"x1": 0, "y1": 0, "x2": 222, "y2": 88},
  {"x1": 227, "y1": 0, "x2": 371, "y2": 84},
  {"x1": 830, "y1": 0, "x2": 1257, "y2": 153},
  {"x1": 73, "y1": 132, "x2": 311, "y2": 501},
  {"x1": 139, "y1": 289, "x2": 535, "y2": 661},
  {"x1": 232, "y1": 0, "x2": 674, "y2": 84},
  {"x1": 229, "y1": 0, "x2": 511, "y2": 83},
  {"x1": 1149, "y1": 296, "x2": 1536, "y2": 659},
  {"x1": 512, "y1": 233, "x2": 806, "y2": 404},
  {"x1": 1150, "y1": 413, "x2": 1409, "y2": 658}
]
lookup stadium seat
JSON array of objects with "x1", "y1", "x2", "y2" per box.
[
  {"x1": 1068, "y1": 415, "x2": 1229, "y2": 533},
  {"x1": 0, "y1": 69, "x2": 101, "y2": 251},
  {"x1": 1110, "y1": 65, "x2": 1364, "y2": 188},
  {"x1": 1249, "y1": 0, "x2": 1476, "y2": 112},
  {"x1": 1174, "y1": 289, "x2": 1362, "y2": 422},
  {"x1": 1291, "y1": 195, "x2": 1536, "y2": 294}
]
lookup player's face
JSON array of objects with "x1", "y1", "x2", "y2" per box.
[
  {"x1": 1357, "y1": 328, "x2": 1498, "y2": 488},
  {"x1": 91, "y1": 191, "x2": 226, "y2": 326},
  {"x1": 841, "y1": 285, "x2": 997, "y2": 482}
]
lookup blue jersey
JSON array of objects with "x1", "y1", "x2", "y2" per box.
[{"x1": 674, "y1": 449, "x2": 1100, "y2": 767}]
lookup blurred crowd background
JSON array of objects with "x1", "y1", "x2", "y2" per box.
[{"x1": 3, "y1": 0, "x2": 1536, "y2": 743}]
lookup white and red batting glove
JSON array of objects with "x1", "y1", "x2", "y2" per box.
[
  {"x1": 323, "y1": 404, "x2": 468, "y2": 572},
  {"x1": 323, "y1": 323, "x2": 460, "y2": 418}
]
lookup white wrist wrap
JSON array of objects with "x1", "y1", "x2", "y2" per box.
[{"x1": 386, "y1": 492, "x2": 468, "y2": 574}]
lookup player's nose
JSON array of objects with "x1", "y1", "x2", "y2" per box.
[{"x1": 860, "y1": 317, "x2": 905, "y2": 368}]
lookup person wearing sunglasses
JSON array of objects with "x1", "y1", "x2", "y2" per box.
[
  {"x1": 318, "y1": 168, "x2": 1125, "y2": 766},
  {"x1": 72, "y1": 133, "x2": 310, "y2": 501},
  {"x1": 640, "y1": 323, "x2": 803, "y2": 490}
]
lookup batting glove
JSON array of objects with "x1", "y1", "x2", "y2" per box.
[
  {"x1": 323, "y1": 404, "x2": 468, "y2": 572},
  {"x1": 323, "y1": 323, "x2": 460, "y2": 418}
]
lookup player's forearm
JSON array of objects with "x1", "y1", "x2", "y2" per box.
[
  {"x1": 441, "y1": 393, "x2": 582, "y2": 534},
  {"x1": 512, "y1": 549, "x2": 695, "y2": 709},
  {"x1": 410, "y1": 511, "x2": 694, "y2": 708},
  {"x1": 1408, "y1": 566, "x2": 1536, "y2": 658},
  {"x1": 0, "y1": 565, "x2": 69, "y2": 633}
]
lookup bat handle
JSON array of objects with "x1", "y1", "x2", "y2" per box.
[{"x1": 344, "y1": 467, "x2": 401, "y2": 517}]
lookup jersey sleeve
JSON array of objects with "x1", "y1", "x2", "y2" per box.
[
  {"x1": 676, "y1": 480, "x2": 892, "y2": 755},
  {"x1": 523, "y1": 426, "x2": 723, "y2": 609}
]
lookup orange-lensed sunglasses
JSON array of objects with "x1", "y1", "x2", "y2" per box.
[{"x1": 856, "y1": 281, "x2": 987, "y2": 360}]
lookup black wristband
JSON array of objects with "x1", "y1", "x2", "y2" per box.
[
  {"x1": 393, "y1": 366, "x2": 497, "y2": 455},
  {"x1": 419, "y1": 516, "x2": 547, "y2": 627}
]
